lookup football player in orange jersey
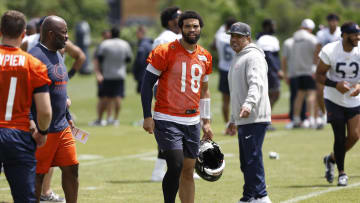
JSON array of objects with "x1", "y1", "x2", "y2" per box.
[
  {"x1": 0, "y1": 10, "x2": 52, "y2": 203},
  {"x1": 150, "y1": 6, "x2": 183, "y2": 183},
  {"x1": 141, "y1": 11, "x2": 213, "y2": 203}
]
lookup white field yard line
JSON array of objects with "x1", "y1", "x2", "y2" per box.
[
  {"x1": 0, "y1": 132, "x2": 282, "y2": 192},
  {"x1": 80, "y1": 151, "x2": 157, "y2": 166},
  {"x1": 280, "y1": 182, "x2": 360, "y2": 203},
  {"x1": 80, "y1": 132, "x2": 283, "y2": 167},
  {"x1": 79, "y1": 139, "x2": 237, "y2": 166}
]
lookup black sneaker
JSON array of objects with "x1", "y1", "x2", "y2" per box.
[
  {"x1": 338, "y1": 173, "x2": 348, "y2": 186},
  {"x1": 323, "y1": 155, "x2": 335, "y2": 183},
  {"x1": 238, "y1": 197, "x2": 256, "y2": 203}
]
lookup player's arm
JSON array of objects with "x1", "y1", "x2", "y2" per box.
[
  {"x1": 125, "y1": 43, "x2": 133, "y2": 64},
  {"x1": 141, "y1": 64, "x2": 160, "y2": 134},
  {"x1": 32, "y1": 86, "x2": 52, "y2": 147},
  {"x1": 281, "y1": 56, "x2": 289, "y2": 84},
  {"x1": 210, "y1": 38, "x2": 217, "y2": 51},
  {"x1": 65, "y1": 97, "x2": 75, "y2": 128},
  {"x1": 65, "y1": 40, "x2": 86, "y2": 79},
  {"x1": 315, "y1": 59, "x2": 331, "y2": 85},
  {"x1": 33, "y1": 86, "x2": 52, "y2": 131},
  {"x1": 313, "y1": 43, "x2": 322, "y2": 65},
  {"x1": 20, "y1": 40, "x2": 28, "y2": 51},
  {"x1": 93, "y1": 57, "x2": 103, "y2": 83},
  {"x1": 200, "y1": 77, "x2": 213, "y2": 140},
  {"x1": 316, "y1": 59, "x2": 350, "y2": 94}
]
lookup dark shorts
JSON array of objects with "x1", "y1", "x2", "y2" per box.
[
  {"x1": 102, "y1": 79, "x2": 124, "y2": 98},
  {"x1": 268, "y1": 70, "x2": 280, "y2": 92},
  {"x1": 218, "y1": 70, "x2": 230, "y2": 94},
  {"x1": 296, "y1": 75, "x2": 316, "y2": 90},
  {"x1": 0, "y1": 128, "x2": 37, "y2": 202},
  {"x1": 154, "y1": 120, "x2": 201, "y2": 159},
  {"x1": 325, "y1": 99, "x2": 360, "y2": 123},
  {"x1": 97, "y1": 82, "x2": 105, "y2": 98}
]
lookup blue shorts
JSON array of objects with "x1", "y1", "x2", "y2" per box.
[
  {"x1": 218, "y1": 70, "x2": 230, "y2": 94},
  {"x1": 296, "y1": 75, "x2": 316, "y2": 90},
  {"x1": 154, "y1": 120, "x2": 200, "y2": 159},
  {"x1": 325, "y1": 99, "x2": 360, "y2": 123},
  {"x1": 0, "y1": 128, "x2": 37, "y2": 203},
  {"x1": 102, "y1": 79, "x2": 125, "y2": 98}
]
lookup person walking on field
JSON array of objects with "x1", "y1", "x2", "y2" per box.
[
  {"x1": 226, "y1": 22, "x2": 272, "y2": 203},
  {"x1": 316, "y1": 22, "x2": 360, "y2": 187},
  {"x1": 0, "y1": 10, "x2": 52, "y2": 203}
]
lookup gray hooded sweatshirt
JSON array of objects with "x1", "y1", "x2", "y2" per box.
[{"x1": 228, "y1": 43, "x2": 271, "y2": 125}]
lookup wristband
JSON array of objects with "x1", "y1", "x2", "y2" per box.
[
  {"x1": 38, "y1": 128, "x2": 48, "y2": 136},
  {"x1": 200, "y1": 98, "x2": 211, "y2": 119},
  {"x1": 325, "y1": 78, "x2": 337, "y2": 88}
]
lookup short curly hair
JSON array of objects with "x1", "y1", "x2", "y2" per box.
[
  {"x1": 178, "y1": 11, "x2": 204, "y2": 29},
  {"x1": 160, "y1": 6, "x2": 180, "y2": 29}
]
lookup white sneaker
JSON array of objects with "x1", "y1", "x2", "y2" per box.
[
  {"x1": 88, "y1": 119, "x2": 107, "y2": 126},
  {"x1": 338, "y1": 174, "x2": 348, "y2": 186},
  {"x1": 301, "y1": 119, "x2": 310, "y2": 128},
  {"x1": 256, "y1": 196, "x2": 272, "y2": 203},
  {"x1": 107, "y1": 119, "x2": 119, "y2": 126},
  {"x1": 285, "y1": 122, "x2": 294, "y2": 129},
  {"x1": 193, "y1": 172, "x2": 201, "y2": 179},
  {"x1": 323, "y1": 114, "x2": 327, "y2": 124},
  {"x1": 40, "y1": 191, "x2": 65, "y2": 202},
  {"x1": 151, "y1": 158, "x2": 166, "y2": 182}
]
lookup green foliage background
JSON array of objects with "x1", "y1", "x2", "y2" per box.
[{"x1": 1, "y1": 0, "x2": 360, "y2": 59}]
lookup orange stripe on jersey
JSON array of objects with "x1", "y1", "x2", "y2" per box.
[
  {"x1": 0, "y1": 45, "x2": 51, "y2": 132},
  {"x1": 147, "y1": 40, "x2": 212, "y2": 117}
]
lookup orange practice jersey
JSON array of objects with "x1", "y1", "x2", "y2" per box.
[
  {"x1": 0, "y1": 45, "x2": 51, "y2": 132},
  {"x1": 147, "y1": 40, "x2": 212, "y2": 117}
]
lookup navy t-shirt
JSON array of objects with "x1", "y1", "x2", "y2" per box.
[{"x1": 29, "y1": 43, "x2": 69, "y2": 133}]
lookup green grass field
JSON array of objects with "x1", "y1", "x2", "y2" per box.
[{"x1": 1, "y1": 73, "x2": 360, "y2": 203}]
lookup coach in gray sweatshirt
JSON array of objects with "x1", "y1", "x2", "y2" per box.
[{"x1": 226, "y1": 22, "x2": 272, "y2": 203}]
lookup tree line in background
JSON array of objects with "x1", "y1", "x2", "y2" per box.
[
  {"x1": 162, "y1": 0, "x2": 360, "y2": 49},
  {"x1": 1, "y1": 0, "x2": 360, "y2": 61}
]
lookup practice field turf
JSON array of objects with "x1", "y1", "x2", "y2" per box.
[{"x1": 1, "y1": 73, "x2": 360, "y2": 203}]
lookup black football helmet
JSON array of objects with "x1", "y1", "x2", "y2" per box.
[{"x1": 195, "y1": 140, "x2": 225, "y2": 182}]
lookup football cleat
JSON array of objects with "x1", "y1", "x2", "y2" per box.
[
  {"x1": 323, "y1": 155, "x2": 335, "y2": 183},
  {"x1": 238, "y1": 197, "x2": 256, "y2": 203},
  {"x1": 195, "y1": 140, "x2": 225, "y2": 182},
  {"x1": 338, "y1": 174, "x2": 348, "y2": 186}
]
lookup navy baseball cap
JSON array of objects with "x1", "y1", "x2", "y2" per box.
[
  {"x1": 227, "y1": 22, "x2": 251, "y2": 36},
  {"x1": 341, "y1": 23, "x2": 360, "y2": 34}
]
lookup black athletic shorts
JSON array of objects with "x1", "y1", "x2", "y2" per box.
[
  {"x1": 102, "y1": 79, "x2": 124, "y2": 98},
  {"x1": 218, "y1": 70, "x2": 230, "y2": 94},
  {"x1": 325, "y1": 99, "x2": 360, "y2": 123},
  {"x1": 296, "y1": 75, "x2": 316, "y2": 90},
  {"x1": 97, "y1": 82, "x2": 105, "y2": 98},
  {"x1": 154, "y1": 120, "x2": 200, "y2": 159}
]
